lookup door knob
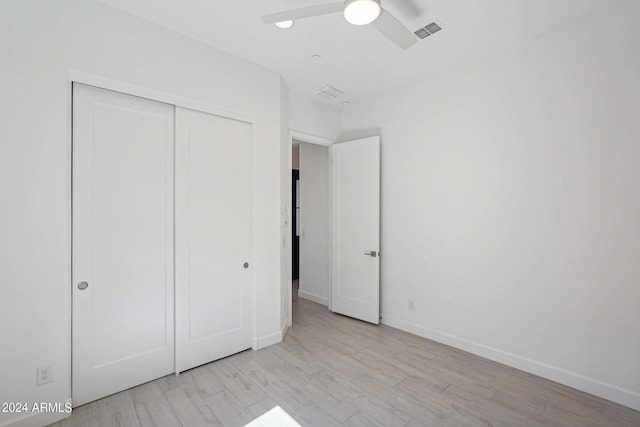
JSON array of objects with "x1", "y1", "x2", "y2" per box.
[
  {"x1": 243, "y1": 262, "x2": 249, "y2": 269},
  {"x1": 363, "y1": 251, "x2": 378, "y2": 257},
  {"x1": 77, "y1": 281, "x2": 89, "y2": 290}
]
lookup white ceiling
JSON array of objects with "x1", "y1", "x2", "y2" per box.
[{"x1": 99, "y1": 0, "x2": 621, "y2": 106}]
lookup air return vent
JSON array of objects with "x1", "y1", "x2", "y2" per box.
[
  {"x1": 414, "y1": 22, "x2": 443, "y2": 39},
  {"x1": 316, "y1": 84, "x2": 345, "y2": 101}
]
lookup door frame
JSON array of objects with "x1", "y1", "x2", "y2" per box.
[
  {"x1": 67, "y1": 71, "x2": 259, "y2": 400},
  {"x1": 287, "y1": 130, "x2": 334, "y2": 326}
]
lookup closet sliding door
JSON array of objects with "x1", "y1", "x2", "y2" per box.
[
  {"x1": 72, "y1": 84, "x2": 175, "y2": 406},
  {"x1": 175, "y1": 107, "x2": 253, "y2": 373},
  {"x1": 73, "y1": 85, "x2": 253, "y2": 405}
]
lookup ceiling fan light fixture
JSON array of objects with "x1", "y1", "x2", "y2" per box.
[
  {"x1": 343, "y1": 0, "x2": 381, "y2": 26},
  {"x1": 274, "y1": 20, "x2": 294, "y2": 29}
]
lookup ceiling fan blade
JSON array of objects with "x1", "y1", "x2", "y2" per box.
[
  {"x1": 371, "y1": 9, "x2": 417, "y2": 50},
  {"x1": 262, "y1": 3, "x2": 343, "y2": 24}
]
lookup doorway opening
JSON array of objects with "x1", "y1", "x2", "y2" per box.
[
  {"x1": 288, "y1": 133, "x2": 332, "y2": 326},
  {"x1": 292, "y1": 166, "x2": 300, "y2": 291},
  {"x1": 286, "y1": 133, "x2": 381, "y2": 327}
]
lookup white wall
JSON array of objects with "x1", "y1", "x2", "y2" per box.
[
  {"x1": 299, "y1": 143, "x2": 330, "y2": 306},
  {"x1": 289, "y1": 91, "x2": 341, "y2": 141},
  {"x1": 341, "y1": 1, "x2": 640, "y2": 410},
  {"x1": 0, "y1": 1, "x2": 283, "y2": 426}
]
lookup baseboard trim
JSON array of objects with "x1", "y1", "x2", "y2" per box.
[
  {"x1": 297, "y1": 290, "x2": 328, "y2": 306},
  {"x1": 0, "y1": 399, "x2": 71, "y2": 427},
  {"x1": 254, "y1": 330, "x2": 283, "y2": 350},
  {"x1": 281, "y1": 318, "x2": 290, "y2": 340},
  {"x1": 381, "y1": 315, "x2": 640, "y2": 411}
]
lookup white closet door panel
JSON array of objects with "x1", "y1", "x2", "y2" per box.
[
  {"x1": 175, "y1": 107, "x2": 252, "y2": 372},
  {"x1": 72, "y1": 84, "x2": 174, "y2": 406}
]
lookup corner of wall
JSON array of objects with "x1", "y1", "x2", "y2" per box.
[{"x1": 280, "y1": 77, "x2": 291, "y2": 331}]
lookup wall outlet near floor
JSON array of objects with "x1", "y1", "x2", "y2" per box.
[
  {"x1": 408, "y1": 299, "x2": 415, "y2": 311},
  {"x1": 36, "y1": 366, "x2": 53, "y2": 385}
]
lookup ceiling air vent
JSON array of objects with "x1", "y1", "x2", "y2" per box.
[
  {"x1": 425, "y1": 22, "x2": 442, "y2": 34},
  {"x1": 316, "y1": 84, "x2": 345, "y2": 101},
  {"x1": 414, "y1": 22, "x2": 443, "y2": 39},
  {"x1": 414, "y1": 28, "x2": 430, "y2": 39}
]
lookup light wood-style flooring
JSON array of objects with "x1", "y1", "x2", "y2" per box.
[{"x1": 50, "y1": 295, "x2": 640, "y2": 427}]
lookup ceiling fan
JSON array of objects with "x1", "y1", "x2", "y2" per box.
[{"x1": 261, "y1": 0, "x2": 417, "y2": 50}]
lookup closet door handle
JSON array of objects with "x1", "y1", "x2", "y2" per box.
[
  {"x1": 243, "y1": 262, "x2": 249, "y2": 269},
  {"x1": 77, "y1": 281, "x2": 89, "y2": 290},
  {"x1": 363, "y1": 251, "x2": 378, "y2": 257}
]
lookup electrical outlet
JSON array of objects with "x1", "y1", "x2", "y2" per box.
[
  {"x1": 408, "y1": 299, "x2": 415, "y2": 311},
  {"x1": 36, "y1": 366, "x2": 53, "y2": 385}
]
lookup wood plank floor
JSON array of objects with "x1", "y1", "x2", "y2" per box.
[{"x1": 50, "y1": 295, "x2": 640, "y2": 427}]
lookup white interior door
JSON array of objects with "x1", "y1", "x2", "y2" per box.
[
  {"x1": 72, "y1": 84, "x2": 175, "y2": 406},
  {"x1": 175, "y1": 107, "x2": 252, "y2": 373},
  {"x1": 331, "y1": 136, "x2": 380, "y2": 324}
]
